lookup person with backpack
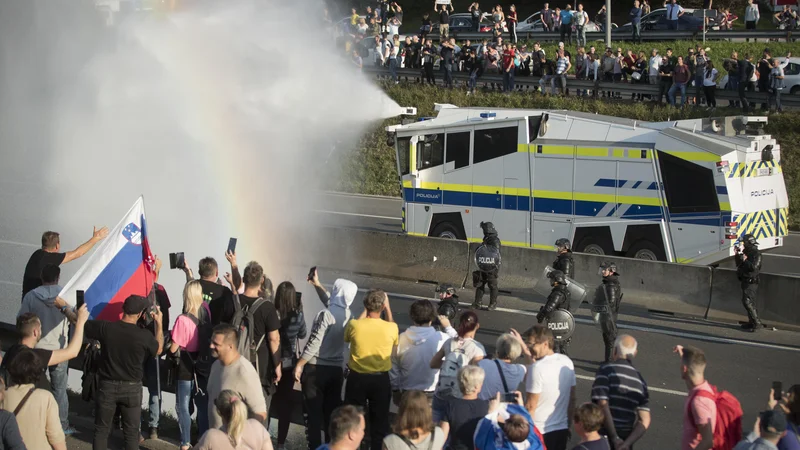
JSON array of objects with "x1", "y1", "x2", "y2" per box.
[
  {"x1": 674, "y1": 344, "x2": 743, "y2": 450},
  {"x1": 430, "y1": 310, "x2": 486, "y2": 423},
  {"x1": 269, "y1": 282, "x2": 307, "y2": 450},
  {"x1": 344, "y1": 289, "x2": 399, "y2": 450},
  {"x1": 167, "y1": 280, "x2": 213, "y2": 450},
  {"x1": 231, "y1": 261, "x2": 281, "y2": 403}
]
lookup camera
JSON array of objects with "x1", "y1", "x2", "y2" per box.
[{"x1": 169, "y1": 252, "x2": 185, "y2": 270}]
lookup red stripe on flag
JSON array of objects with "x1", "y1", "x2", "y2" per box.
[{"x1": 96, "y1": 263, "x2": 155, "y2": 321}]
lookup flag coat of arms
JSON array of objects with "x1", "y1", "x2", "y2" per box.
[{"x1": 59, "y1": 197, "x2": 155, "y2": 320}]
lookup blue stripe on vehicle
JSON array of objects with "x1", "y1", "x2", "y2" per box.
[
  {"x1": 594, "y1": 178, "x2": 617, "y2": 188},
  {"x1": 622, "y1": 205, "x2": 663, "y2": 217},
  {"x1": 631, "y1": 181, "x2": 642, "y2": 189},
  {"x1": 574, "y1": 200, "x2": 609, "y2": 217},
  {"x1": 413, "y1": 189, "x2": 442, "y2": 204},
  {"x1": 518, "y1": 196, "x2": 530, "y2": 212},
  {"x1": 533, "y1": 197, "x2": 573, "y2": 215},
  {"x1": 472, "y1": 192, "x2": 501, "y2": 209},
  {"x1": 647, "y1": 182, "x2": 658, "y2": 190},
  {"x1": 716, "y1": 186, "x2": 728, "y2": 195},
  {"x1": 607, "y1": 204, "x2": 618, "y2": 216},
  {"x1": 443, "y1": 190, "x2": 471, "y2": 207}
]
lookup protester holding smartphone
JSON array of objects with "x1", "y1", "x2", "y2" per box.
[{"x1": 769, "y1": 384, "x2": 800, "y2": 450}]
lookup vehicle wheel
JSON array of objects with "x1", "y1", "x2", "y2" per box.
[
  {"x1": 431, "y1": 222, "x2": 463, "y2": 240},
  {"x1": 575, "y1": 236, "x2": 609, "y2": 255},
  {"x1": 791, "y1": 86, "x2": 800, "y2": 96},
  {"x1": 625, "y1": 240, "x2": 666, "y2": 261}
]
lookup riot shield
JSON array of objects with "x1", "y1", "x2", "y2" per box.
[
  {"x1": 545, "y1": 308, "x2": 576, "y2": 341},
  {"x1": 533, "y1": 266, "x2": 588, "y2": 313},
  {"x1": 474, "y1": 244, "x2": 501, "y2": 272}
]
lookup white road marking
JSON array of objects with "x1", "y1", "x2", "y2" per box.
[
  {"x1": 0, "y1": 239, "x2": 38, "y2": 248},
  {"x1": 313, "y1": 210, "x2": 401, "y2": 221},
  {"x1": 764, "y1": 253, "x2": 800, "y2": 260},
  {"x1": 346, "y1": 288, "x2": 800, "y2": 353},
  {"x1": 0, "y1": 280, "x2": 22, "y2": 286},
  {"x1": 575, "y1": 374, "x2": 687, "y2": 396}
]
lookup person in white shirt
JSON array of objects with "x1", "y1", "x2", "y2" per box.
[
  {"x1": 744, "y1": 0, "x2": 760, "y2": 29},
  {"x1": 389, "y1": 300, "x2": 457, "y2": 404},
  {"x1": 521, "y1": 325, "x2": 576, "y2": 450},
  {"x1": 648, "y1": 48, "x2": 661, "y2": 85}
]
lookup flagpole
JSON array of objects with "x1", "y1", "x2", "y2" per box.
[{"x1": 141, "y1": 194, "x2": 163, "y2": 423}]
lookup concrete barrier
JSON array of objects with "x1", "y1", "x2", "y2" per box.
[
  {"x1": 708, "y1": 268, "x2": 800, "y2": 327},
  {"x1": 467, "y1": 243, "x2": 552, "y2": 296},
  {"x1": 315, "y1": 228, "x2": 470, "y2": 286}
]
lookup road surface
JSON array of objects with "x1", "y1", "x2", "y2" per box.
[{"x1": 314, "y1": 191, "x2": 800, "y2": 275}]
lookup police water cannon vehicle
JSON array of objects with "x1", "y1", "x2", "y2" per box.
[{"x1": 386, "y1": 107, "x2": 788, "y2": 265}]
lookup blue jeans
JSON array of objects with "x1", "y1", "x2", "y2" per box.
[
  {"x1": 143, "y1": 358, "x2": 160, "y2": 429},
  {"x1": 503, "y1": 69, "x2": 515, "y2": 92},
  {"x1": 388, "y1": 58, "x2": 398, "y2": 82},
  {"x1": 49, "y1": 361, "x2": 69, "y2": 429},
  {"x1": 632, "y1": 23, "x2": 641, "y2": 42},
  {"x1": 669, "y1": 82, "x2": 687, "y2": 106},
  {"x1": 668, "y1": 19, "x2": 679, "y2": 30},
  {"x1": 176, "y1": 380, "x2": 193, "y2": 446},
  {"x1": 576, "y1": 25, "x2": 586, "y2": 47}
]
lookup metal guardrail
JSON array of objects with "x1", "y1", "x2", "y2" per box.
[
  {"x1": 427, "y1": 29, "x2": 795, "y2": 43},
  {"x1": 364, "y1": 66, "x2": 800, "y2": 108}
]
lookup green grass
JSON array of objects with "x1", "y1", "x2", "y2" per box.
[{"x1": 335, "y1": 83, "x2": 800, "y2": 229}]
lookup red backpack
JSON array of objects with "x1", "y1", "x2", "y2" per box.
[{"x1": 688, "y1": 384, "x2": 743, "y2": 450}]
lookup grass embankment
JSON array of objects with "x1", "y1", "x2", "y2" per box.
[{"x1": 336, "y1": 84, "x2": 800, "y2": 229}]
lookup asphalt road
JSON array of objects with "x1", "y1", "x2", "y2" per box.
[{"x1": 313, "y1": 191, "x2": 800, "y2": 275}]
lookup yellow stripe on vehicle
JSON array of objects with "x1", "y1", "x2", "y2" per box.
[
  {"x1": 613, "y1": 149, "x2": 626, "y2": 158},
  {"x1": 720, "y1": 202, "x2": 731, "y2": 211},
  {"x1": 576, "y1": 147, "x2": 610, "y2": 157},
  {"x1": 517, "y1": 144, "x2": 529, "y2": 153},
  {"x1": 541, "y1": 145, "x2": 574, "y2": 155}
]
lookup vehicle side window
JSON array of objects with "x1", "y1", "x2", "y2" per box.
[
  {"x1": 785, "y1": 63, "x2": 800, "y2": 76},
  {"x1": 397, "y1": 137, "x2": 410, "y2": 176},
  {"x1": 473, "y1": 126, "x2": 519, "y2": 164},
  {"x1": 446, "y1": 132, "x2": 470, "y2": 169},
  {"x1": 657, "y1": 151, "x2": 720, "y2": 214},
  {"x1": 418, "y1": 134, "x2": 444, "y2": 170}
]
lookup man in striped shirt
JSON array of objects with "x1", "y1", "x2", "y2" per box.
[{"x1": 591, "y1": 335, "x2": 651, "y2": 450}]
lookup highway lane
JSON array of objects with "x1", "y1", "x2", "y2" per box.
[
  {"x1": 318, "y1": 272, "x2": 800, "y2": 450},
  {"x1": 314, "y1": 191, "x2": 800, "y2": 275}
]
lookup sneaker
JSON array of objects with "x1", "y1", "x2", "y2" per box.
[
  {"x1": 63, "y1": 426, "x2": 78, "y2": 436},
  {"x1": 470, "y1": 302, "x2": 482, "y2": 309},
  {"x1": 487, "y1": 303, "x2": 497, "y2": 311},
  {"x1": 149, "y1": 427, "x2": 158, "y2": 440}
]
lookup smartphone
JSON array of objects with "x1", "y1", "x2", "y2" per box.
[
  {"x1": 307, "y1": 266, "x2": 317, "y2": 282},
  {"x1": 76, "y1": 290, "x2": 85, "y2": 308},
  {"x1": 773, "y1": 381, "x2": 783, "y2": 401},
  {"x1": 296, "y1": 292, "x2": 303, "y2": 303},
  {"x1": 227, "y1": 237, "x2": 237, "y2": 255},
  {"x1": 175, "y1": 252, "x2": 185, "y2": 270},
  {"x1": 504, "y1": 392, "x2": 518, "y2": 403}
]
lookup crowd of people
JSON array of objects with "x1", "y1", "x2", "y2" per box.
[{"x1": 0, "y1": 227, "x2": 796, "y2": 450}]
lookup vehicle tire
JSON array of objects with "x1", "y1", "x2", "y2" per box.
[
  {"x1": 791, "y1": 86, "x2": 800, "y2": 96},
  {"x1": 575, "y1": 236, "x2": 609, "y2": 255},
  {"x1": 625, "y1": 240, "x2": 666, "y2": 261},
  {"x1": 431, "y1": 222, "x2": 463, "y2": 240}
]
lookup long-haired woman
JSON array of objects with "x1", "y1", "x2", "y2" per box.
[
  {"x1": 196, "y1": 390, "x2": 273, "y2": 450},
  {"x1": 383, "y1": 390, "x2": 446, "y2": 450},
  {"x1": 168, "y1": 280, "x2": 212, "y2": 449},
  {"x1": 268, "y1": 281, "x2": 307, "y2": 450}
]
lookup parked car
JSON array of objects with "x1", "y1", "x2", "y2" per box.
[
  {"x1": 618, "y1": 8, "x2": 718, "y2": 32},
  {"x1": 781, "y1": 57, "x2": 800, "y2": 94},
  {"x1": 516, "y1": 11, "x2": 607, "y2": 33},
  {"x1": 431, "y1": 13, "x2": 493, "y2": 34}
]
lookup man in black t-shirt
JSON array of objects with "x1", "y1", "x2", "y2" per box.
[
  {"x1": 22, "y1": 227, "x2": 109, "y2": 299},
  {"x1": 86, "y1": 295, "x2": 163, "y2": 450},
  {"x1": 2, "y1": 307, "x2": 88, "y2": 390},
  {"x1": 441, "y1": 365, "x2": 490, "y2": 450},
  {"x1": 232, "y1": 260, "x2": 281, "y2": 398},
  {"x1": 181, "y1": 254, "x2": 237, "y2": 326}
]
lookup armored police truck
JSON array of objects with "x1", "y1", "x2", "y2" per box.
[{"x1": 386, "y1": 106, "x2": 788, "y2": 265}]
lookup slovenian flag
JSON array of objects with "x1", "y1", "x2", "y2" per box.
[{"x1": 59, "y1": 197, "x2": 156, "y2": 321}]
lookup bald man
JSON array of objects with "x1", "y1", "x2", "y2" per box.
[{"x1": 590, "y1": 335, "x2": 651, "y2": 450}]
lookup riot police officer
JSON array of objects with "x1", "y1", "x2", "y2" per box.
[
  {"x1": 597, "y1": 261, "x2": 622, "y2": 362},
  {"x1": 473, "y1": 221, "x2": 501, "y2": 310},
  {"x1": 553, "y1": 238, "x2": 575, "y2": 280},
  {"x1": 735, "y1": 234, "x2": 764, "y2": 331},
  {"x1": 537, "y1": 269, "x2": 571, "y2": 354}
]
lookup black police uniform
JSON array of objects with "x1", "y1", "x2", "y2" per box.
[
  {"x1": 553, "y1": 251, "x2": 575, "y2": 280},
  {"x1": 537, "y1": 280, "x2": 571, "y2": 354},
  {"x1": 474, "y1": 223, "x2": 501, "y2": 310},
  {"x1": 735, "y1": 237, "x2": 763, "y2": 330},
  {"x1": 599, "y1": 272, "x2": 622, "y2": 362}
]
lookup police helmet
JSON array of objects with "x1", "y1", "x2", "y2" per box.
[
  {"x1": 437, "y1": 298, "x2": 459, "y2": 321},
  {"x1": 741, "y1": 234, "x2": 759, "y2": 247},
  {"x1": 480, "y1": 221, "x2": 498, "y2": 235},
  {"x1": 554, "y1": 238, "x2": 571, "y2": 252},
  {"x1": 599, "y1": 261, "x2": 618, "y2": 275},
  {"x1": 435, "y1": 283, "x2": 458, "y2": 298},
  {"x1": 548, "y1": 269, "x2": 567, "y2": 285}
]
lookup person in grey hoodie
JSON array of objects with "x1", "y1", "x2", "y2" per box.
[
  {"x1": 294, "y1": 270, "x2": 358, "y2": 450},
  {"x1": 17, "y1": 264, "x2": 85, "y2": 435},
  {"x1": 389, "y1": 299, "x2": 457, "y2": 405}
]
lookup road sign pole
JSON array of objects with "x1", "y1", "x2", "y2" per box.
[{"x1": 606, "y1": 0, "x2": 611, "y2": 47}]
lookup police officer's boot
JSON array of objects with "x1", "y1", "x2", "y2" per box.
[
  {"x1": 472, "y1": 288, "x2": 484, "y2": 310},
  {"x1": 487, "y1": 301, "x2": 497, "y2": 311},
  {"x1": 742, "y1": 295, "x2": 764, "y2": 331}
]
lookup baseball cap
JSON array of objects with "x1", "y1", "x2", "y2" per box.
[
  {"x1": 122, "y1": 295, "x2": 150, "y2": 315},
  {"x1": 759, "y1": 409, "x2": 787, "y2": 434}
]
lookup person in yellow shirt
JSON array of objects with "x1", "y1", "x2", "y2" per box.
[{"x1": 344, "y1": 289, "x2": 398, "y2": 450}]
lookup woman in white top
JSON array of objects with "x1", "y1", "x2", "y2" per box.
[
  {"x1": 492, "y1": 5, "x2": 505, "y2": 29},
  {"x1": 429, "y1": 311, "x2": 486, "y2": 423},
  {"x1": 196, "y1": 390, "x2": 273, "y2": 450},
  {"x1": 702, "y1": 61, "x2": 720, "y2": 110},
  {"x1": 383, "y1": 391, "x2": 446, "y2": 450}
]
